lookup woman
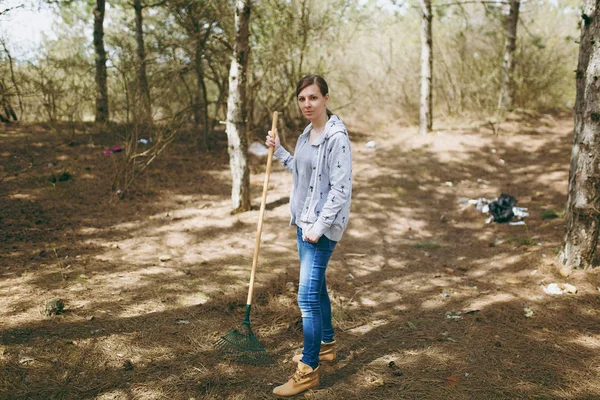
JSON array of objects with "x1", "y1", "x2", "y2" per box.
[{"x1": 266, "y1": 75, "x2": 352, "y2": 397}]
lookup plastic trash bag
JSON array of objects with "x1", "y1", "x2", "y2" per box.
[{"x1": 488, "y1": 193, "x2": 517, "y2": 223}]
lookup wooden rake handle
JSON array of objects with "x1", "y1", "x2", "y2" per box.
[{"x1": 246, "y1": 111, "x2": 278, "y2": 306}]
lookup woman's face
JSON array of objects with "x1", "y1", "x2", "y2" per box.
[{"x1": 297, "y1": 84, "x2": 329, "y2": 122}]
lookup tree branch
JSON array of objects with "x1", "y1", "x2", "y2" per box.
[{"x1": 0, "y1": 4, "x2": 24, "y2": 16}]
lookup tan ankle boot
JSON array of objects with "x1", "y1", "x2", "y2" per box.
[
  {"x1": 292, "y1": 340, "x2": 336, "y2": 364},
  {"x1": 273, "y1": 361, "x2": 319, "y2": 397}
]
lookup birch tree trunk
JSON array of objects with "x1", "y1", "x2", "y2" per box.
[
  {"x1": 500, "y1": 0, "x2": 520, "y2": 111},
  {"x1": 226, "y1": 0, "x2": 251, "y2": 213},
  {"x1": 419, "y1": 0, "x2": 432, "y2": 135},
  {"x1": 559, "y1": 1, "x2": 600, "y2": 270},
  {"x1": 93, "y1": 0, "x2": 109, "y2": 123},
  {"x1": 134, "y1": 0, "x2": 152, "y2": 123}
]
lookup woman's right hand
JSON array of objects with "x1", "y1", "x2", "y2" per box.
[{"x1": 265, "y1": 130, "x2": 280, "y2": 150}]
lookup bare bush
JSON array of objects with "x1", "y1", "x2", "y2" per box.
[{"x1": 110, "y1": 114, "x2": 185, "y2": 199}]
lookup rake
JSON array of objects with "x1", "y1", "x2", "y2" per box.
[{"x1": 215, "y1": 111, "x2": 278, "y2": 365}]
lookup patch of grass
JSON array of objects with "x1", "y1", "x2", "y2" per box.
[
  {"x1": 47, "y1": 171, "x2": 72, "y2": 183},
  {"x1": 517, "y1": 237, "x2": 536, "y2": 246},
  {"x1": 412, "y1": 241, "x2": 443, "y2": 249},
  {"x1": 505, "y1": 221, "x2": 536, "y2": 246},
  {"x1": 541, "y1": 209, "x2": 561, "y2": 220},
  {"x1": 506, "y1": 236, "x2": 536, "y2": 246},
  {"x1": 332, "y1": 307, "x2": 352, "y2": 322}
]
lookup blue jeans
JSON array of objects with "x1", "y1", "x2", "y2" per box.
[{"x1": 297, "y1": 227, "x2": 337, "y2": 369}]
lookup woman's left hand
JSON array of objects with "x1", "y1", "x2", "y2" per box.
[{"x1": 303, "y1": 229, "x2": 320, "y2": 243}]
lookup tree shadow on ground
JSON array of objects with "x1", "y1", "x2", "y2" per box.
[{"x1": 2, "y1": 115, "x2": 600, "y2": 399}]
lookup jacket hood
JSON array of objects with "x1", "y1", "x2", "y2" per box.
[
  {"x1": 324, "y1": 115, "x2": 348, "y2": 139},
  {"x1": 303, "y1": 115, "x2": 347, "y2": 146}
]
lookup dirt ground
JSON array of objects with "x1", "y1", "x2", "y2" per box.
[{"x1": 2, "y1": 112, "x2": 600, "y2": 400}]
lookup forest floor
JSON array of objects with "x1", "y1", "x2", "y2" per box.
[{"x1": 2, "y1": 111, "x2": 600, "y2": 400}]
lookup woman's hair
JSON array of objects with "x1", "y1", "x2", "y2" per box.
[{"x1": 296, "y1": 74, "x2": 333, "y2": 117}]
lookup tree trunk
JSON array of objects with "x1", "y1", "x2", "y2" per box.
[
  {"x1": 192, "y1": 48, "x2": 202, "y2": 129},
  {"x1": 209, "y1": 60, "x2": 228, "y2": 139},
  {"x1": 190, "y1": 18, "x2": 213, "y2": 149},
  {"x1": 93, "y1": 0, "x2": 109, "y2": 123},
  {"x1": 0, "y1": 81, "x2": 17, "y2": 122},
  {"x1": 199, "y1": 64, "x2": 210, "y2": 149},
  {"x1": 1, "y1": 40, "x2": 23, "y2": 120},
  {"x1": 559, "y1": 1, "x2": 600, "y2": 270},
  {"x1": 419, "y1": 0, "x2": 432, "y2": 135},
  {"x1": 226, "y1": 0, "x2": 252, "y2": 213},
  {"x1": 193, "y1": 46, "x2": 210, "y2": 148},
  {"x1": 134, "y1": 0, "x2": 152, "y2": 123},
  {"x1": 500, "y1": 0, "x2": 520, "y2": 111}
]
